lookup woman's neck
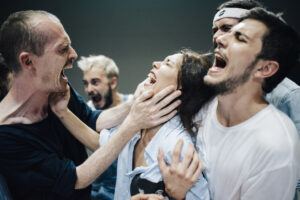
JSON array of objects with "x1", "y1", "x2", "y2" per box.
[{"x1": 133, "y1": 124, "x2": 163, "y2": 169}]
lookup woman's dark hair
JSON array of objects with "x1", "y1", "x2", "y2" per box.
[{"x1": 177, "y1": 49, "x2": 216, "y2": 136}]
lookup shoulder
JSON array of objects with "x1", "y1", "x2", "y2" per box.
[
  {"x1": 266, "y1": 78, "x2": 300, "y2": 106},
  {"x1": 251, "y1": 105, "x2": 299, "y2": 156},
  {"x1": 158, "y1": 116, "x2": 194, "y2": 163},
  {"x1": 160, "y1": 116, "x2": 192, "y2": 142}
]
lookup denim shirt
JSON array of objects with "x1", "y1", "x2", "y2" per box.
[
  {"x1": 100, "y1": 115, "x2": 210, "y2": 200},
  {"x1": 266, "y1": 78, "x2": 300, "y2": 139}
]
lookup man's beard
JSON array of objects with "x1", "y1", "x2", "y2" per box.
[
  {"x1": 101, "y1": 84, "x2": 113, "y2": 110},
  {"x1": 206, "y1": 57, "x2": 259, "y2": 96}
]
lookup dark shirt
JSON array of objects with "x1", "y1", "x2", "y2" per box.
[
  {"x1": 130, "y1": 173, "x2": 169, "y2": 198},
  {"x1": 0, "y1": 85, "x2": 101, "y2": 200}
]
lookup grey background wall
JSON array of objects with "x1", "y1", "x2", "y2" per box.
[{"x1": 1, "y1": 0, "x2": 299, "y2": 101}]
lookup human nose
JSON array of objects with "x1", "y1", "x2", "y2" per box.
[
  {"x1": 152, "y1": 61, "x2": 160, "y2": 69},
  {"x1": 86, "y1": 83, "x2": 94, "y2": 94},
  {"x1": 69, "y1": 46, "x2": 78, "y2": 61},
  {"x1": 213, "y1": 30, "x2": 223, "y2": 45},
  {"x1": 215, "y1": 32, "x2": 228, "y2": 49}
]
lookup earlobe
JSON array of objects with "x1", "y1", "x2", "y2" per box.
[{"x1": 256, "y1": 61, "x2": 279, "y2": 78}]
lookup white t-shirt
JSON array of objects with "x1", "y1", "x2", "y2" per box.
[{"x1": 195, "y1": 98, "x2": 300, "y2": 200}]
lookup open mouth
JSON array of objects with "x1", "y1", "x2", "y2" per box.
[
  {"x1": 215, "y1": 55, "x2": 227, "y2": 68},
  {"x1": 148, "y1": 71, "x2": 157, "y2": 85},
  {"x1": 61, "y1": 69, "x2": 68, "y2": 82},
  {"x1": 91, "y1": 94, "x2": 102, "y2": 103}
]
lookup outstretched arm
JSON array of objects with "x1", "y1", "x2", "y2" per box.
[
  {"x1": 51, "y1": 82, "x2": 182, "y2": 190},
  {"x1": 75, "y1": 84, "x2": 181, "y2": 189},
  {"x1": 50, "y1": 86, "x2": 99, "y2": 151},
  {"x1": 96, "y1": 79, "x2": 144, "y2": 132}
]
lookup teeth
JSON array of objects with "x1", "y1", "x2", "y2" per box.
[{"x1": 148, "y1": 73, "x2": 156, "y2": 84}]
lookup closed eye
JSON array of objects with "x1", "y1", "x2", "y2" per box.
[{"x1": 235, "y1": 32, "x2": 247, "y2": 42}]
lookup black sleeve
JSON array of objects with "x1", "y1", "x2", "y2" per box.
[{"x1": 68, "y1": 83, "x2": 101, "y2": 130}]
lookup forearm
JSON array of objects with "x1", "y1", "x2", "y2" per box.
[
  {"x1": 58, "y1": 109, "x2": 99, "y2": 151},
  {"x1": 75, "y1": 115, "x2": 139, "y2": 189},
  {"x1": 96, "y1": 99, "x2": 132, "y2": 132}
]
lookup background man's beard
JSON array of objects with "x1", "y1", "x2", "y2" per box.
[
  {"x1": 207, "y1": 57, "x2": 259, "y2": 96},
  {"x1": 101, "y1": 85, "x2": 113, "y2": 110}
]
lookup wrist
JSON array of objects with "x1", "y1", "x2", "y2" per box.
[
  {"x1": 55, "y1": 108, "x2": 70, "y2": 120},
  {"x1": 166, "y1": 188, "x2": 186, "y2": 200},
  {"x1": 122, "y1": 114, "x2": 141, "y2": 134}
]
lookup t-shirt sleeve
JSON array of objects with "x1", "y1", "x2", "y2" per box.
[
  {"x1": 0, "y1": 132, "x2": 77, "y2": 198},
  {"x1": 241, "y1": 166, "x2": 297, "y2": 200},
  {"x1": 68, "y1": 84, "x2": 101, "y2": 130}
]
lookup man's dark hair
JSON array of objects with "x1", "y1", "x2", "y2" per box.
[
  {"x1": 0, "y1": 10, "x2": 57, "y2": 73},
  {"x1": 240, "y1": 7, "x2": 300, "y2": 93},
  {"x1": 217, "y1": 0, "x2": 264, "y2": 11},
  {"x1": 0, "y1": 53, "x2": 11, "y2": 101},
  {"x1": 178, "y1": 50, "x2": 216, "y2": 136}
]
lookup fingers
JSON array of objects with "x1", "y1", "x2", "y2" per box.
[
  {"x1": 171, "y1": 139, "x2": 184, "y2": 166},
  {"x1": 151, "y1": 99, "x2": 181, "y2": 119},
  {"x1": 136, "y1": 88, "x2": 154, "y2": 102},
  {"x1": 150, "y1": 110, "x2": 177, "y2": 127},
  {"x1": 155, "y1": 90, "x2": 181, "y2": 112},
  {"x1": 148, "y1": 194, "x2": 164, "y2": 200},
  {"x1": 185, "y1": 149, "x2": 201, "y2": 180},
  {"x1": 151, "y1": 85, "x2": 178, "y2": 105},
  {"x1": 181, "y1": 143, "x2": 195, "y2": 170},
  {"x1": 191, "y1": 155, "x2": 203, "y2": 183},
  {"x1": 131, "y1": 193, "x2": 164, "y2": 200},
  {"x1": 151, "y1": 88, "x2": 181, "y2": 112}
]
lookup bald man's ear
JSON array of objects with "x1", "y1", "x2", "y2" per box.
[
  {"x1": 255, "y1": 60, "x2": 279, "y2": 79},
  {"x1": 19, "y1": 52, "x2": 34, "y2": 71},
  {"x1": 110, "y1": 77, "x2": 118, "y2": 90}
]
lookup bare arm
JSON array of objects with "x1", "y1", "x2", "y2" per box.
[
  {"x1": 96, "y1": 80, "x2": 145, "y2": 132},
  {"x1": 96, "y1": 99, "x2": 132, "y2": 132},
  {"x1": 51, "y1": 84, "x2": 182, "y2": 189},
  {"x1": 49, "y1": 86, "x2": 99, "y2": 151},
  {"x1": 57, "y1": 109, "x2": 99, "y2": 151}
]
